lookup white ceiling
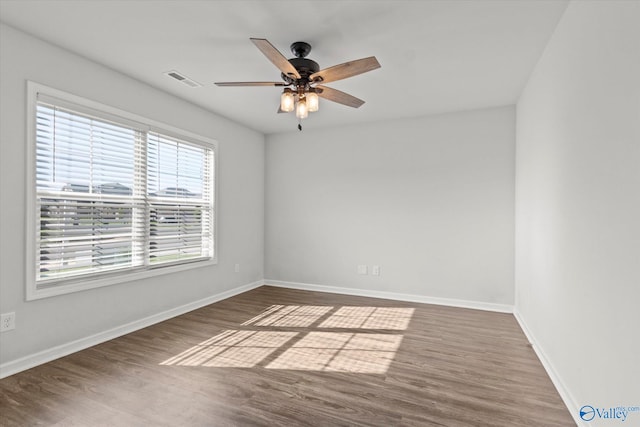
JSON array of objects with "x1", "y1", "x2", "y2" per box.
[{"x1": 0, "y1": 0, "x2": 568, "y2": 134}]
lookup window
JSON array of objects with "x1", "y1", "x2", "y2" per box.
[{"x1": 26, "y1": 82, "x2": 216, "y2": 300}]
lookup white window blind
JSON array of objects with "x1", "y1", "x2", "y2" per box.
[
  {"x1": 147, "y1": 132, "x2": 214, "y2": 265},
  {"x1": 30, "y1": 86, "x2": 216, "y2": 297}
]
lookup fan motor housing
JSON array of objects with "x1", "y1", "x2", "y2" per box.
[
  {"x1": 291, "y1": 57, "x2": 319, "y2": 76},
  {"x1": 282, "y1": 57, "x2": 320, "y2": 84}
]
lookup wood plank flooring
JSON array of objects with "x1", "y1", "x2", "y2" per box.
[{"x1": 0, "y1": 286, "x2": 575, "y2": 426}]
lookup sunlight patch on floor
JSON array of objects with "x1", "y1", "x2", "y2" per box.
[
  {"x1": 160, "y1": 330, "x2": 298, "y2": 367},
  {"x1": 241, "y1": 305, "x2": 414, "y2": 330},
  {"x1": 266, "y1": 332, "x2": 403, "y2": 374},
  {"x1": 161, "y1": 304, "x2": 414, "y2": 373},
  {"x1": 319, "y1": 307, "x2": 415, "y2": 330},
  {"x1": 242, "y1": 305, "x2": 334, "y2": 327}
]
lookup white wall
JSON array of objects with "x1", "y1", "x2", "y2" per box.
[
  {"x1": 265, "y1": 106, "x2": 515, "y2": 307},
  {"x1": 0, "y1": 24, "x2": 265, "y2": 371},
  {"x1": 515, "y1": 0, "x2": 640, "y2": 422}
]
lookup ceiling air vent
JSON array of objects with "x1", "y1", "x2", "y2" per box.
[{"x1": 164, "y1": 70, "x2": 202, "y2": 88}]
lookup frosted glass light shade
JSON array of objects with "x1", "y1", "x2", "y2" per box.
[
  {"x1": 280, "y1": 90, "x2": 294, "y2": 112},
  {"x1": 296, "y1": 99, "x2": 308, "y2": 119},
  {"x1": 307, "y1": 92, "x2": 319, "y2": 112}
]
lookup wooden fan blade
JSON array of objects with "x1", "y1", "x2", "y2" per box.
[
  {"x1": 250, "y1": 38, "x2": 301, "y2": 79},
  {"x1": 310, "y1": 56, "x2": 380, "y2": 84},
  {"x1": 316, "y1": 85, "x2": 365, "y2": 108},
  {"x1": 215, "y1": 81, "x2": 287, "y2": 87}
]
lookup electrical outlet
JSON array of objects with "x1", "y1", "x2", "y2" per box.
[
  {"x1": 357, "y1": 265, "x2": 368, "y2": 275},
  {"x1": 1, "y1": 312, "x2": 15, "y2": 332},
  {"x1": 234, "y1": 263, "x2": 240, "y2": 273},
  {"x1": 372, "y1": 265, "x2": 380, "y2": 276}
]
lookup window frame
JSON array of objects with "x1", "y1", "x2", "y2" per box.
[{"x1": 25, "y1": 81, "x2": 218, "y2": 301}]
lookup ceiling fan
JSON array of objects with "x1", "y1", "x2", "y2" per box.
[{"x1": 215, "y1": 38, "x2": 381, "y2": 130}]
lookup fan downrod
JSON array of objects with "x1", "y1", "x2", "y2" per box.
[{"x1": 290, "y1": 41, "x2": 311, "y2": 58}]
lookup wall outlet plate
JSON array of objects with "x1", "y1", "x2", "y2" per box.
[
  {"x1": 1, "y1": 312, "x2": 16, "y2": 332},
  {"x1": 372, "y1": 265, "x2": 380, "y2": 276},
  {"x1": 357, "y1": 265, "x2": 368, "y2": 275}
]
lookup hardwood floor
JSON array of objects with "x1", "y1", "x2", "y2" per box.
[{"x1": 0, "y1": 286, "x2": 575, "y2": 426}]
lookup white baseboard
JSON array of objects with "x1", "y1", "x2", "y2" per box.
[
  {"x1": 265, "y1": 280, "x2": 514, "y2": 313},
  {"x1": 514, "y1": 309, "x2": 584, "y2": 427},
  {"x1": 0, "y1": 280, "x2": 264, "y2": 379}
]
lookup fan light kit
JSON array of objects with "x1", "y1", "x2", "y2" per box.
[{"x1": 215, "y1": 38, "x2": 381, "y2": 130}]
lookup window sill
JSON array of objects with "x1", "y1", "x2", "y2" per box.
[{"x1": 26, "y1": 257, "x2": 218, "y2": 301}]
